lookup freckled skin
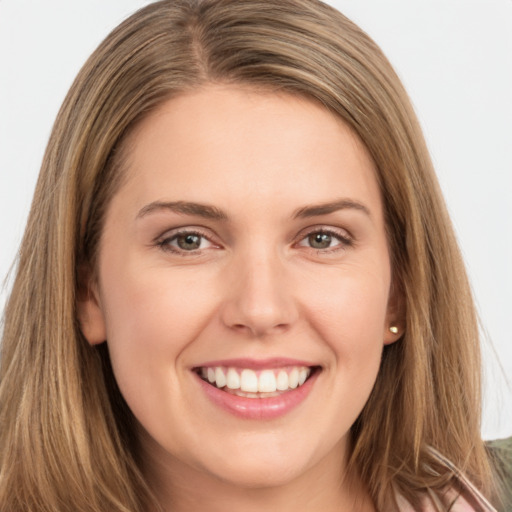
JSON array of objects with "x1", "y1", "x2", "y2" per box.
[{"x1": 79, "y1": 85, "x2": 400, "y2": 511}]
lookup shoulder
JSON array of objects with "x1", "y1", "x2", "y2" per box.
[
  {"x1": 430, "y1": 447, "x2": 497, "y2": 511},
  {"x1": 397, "y1": 489, "x2": 495, "y2": 512},
  {"x1": 396, "y1": 447, "x2": 498, "y2": 511},
  {"x1": 443, "y1": 487, "x2": 495, "y2": 512}
]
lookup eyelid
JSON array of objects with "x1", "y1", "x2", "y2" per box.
[
  {"x1": 155, "y1": 226, "x2": 222, "y2": 254},
  {"x1": 294, "y1": 225, "x2": 354, "y2": 251}
]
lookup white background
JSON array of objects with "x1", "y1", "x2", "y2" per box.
[{"x1": 0, "y1": 0, "x2": 510, "y2": 439}]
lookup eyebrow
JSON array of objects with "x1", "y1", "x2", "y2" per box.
[
  {"x1": 136, "y1": 198, "x2": 370, "y2": 222},
  {"x1": 136, "y1": 201, "x2": 228, "y2": 220},
  {"x1": 292, "y1": 199, "x2": 371, "y2": 219}
]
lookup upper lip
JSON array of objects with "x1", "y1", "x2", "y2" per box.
[{"x1": 193, "y1": 357, "x2": 318, "y2": 370}]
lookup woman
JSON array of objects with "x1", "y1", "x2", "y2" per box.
[{"x1": 0, "y1": 0, "x2": 502, "y2": 510}]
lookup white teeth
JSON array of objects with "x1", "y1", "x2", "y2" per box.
[
  {"x1": 226, "y1": 368, "x2": 240, "y2": 389},
  {"x1": 240, "y1": 369, "x2": 259, "y2": 392},
  {"x1": 199, "y1": 365, "x2": 313, "y2": 394},
  {"x1": 276, "y1": 370, "x2": 289, "y2": 391},
  {"x1": 215, "y1": 367, "x2": 226, "y2": 388},
  {"x1": 298, "y1": 368, "x2": 308, "y2": 386},
  {"x1": 289, "y1": 368, "x2": 299, "y2": 389},
  {"x1": 258, "y1": 370, "x2": 277, "y2": 393}
]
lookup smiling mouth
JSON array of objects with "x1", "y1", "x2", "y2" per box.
[{"x1": 194, "y1": 365, "x2": 318, "y2": 398}]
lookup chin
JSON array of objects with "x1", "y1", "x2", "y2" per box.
[
  {"x1": 189, "y1": 432, "x2": 330, "y2": 491},
  {"x1": 208, "y1": 457, "x2": 308, "y2": 490}
]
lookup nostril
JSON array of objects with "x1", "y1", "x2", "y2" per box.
[
  {"x1": 229, "y1": 321, "x2": 290, "y2": 337},
  {"x1": 230, "y1": 323, "x2": 252, "y2": 334}
]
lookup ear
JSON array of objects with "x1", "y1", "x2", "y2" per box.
[
  {"x1": 383, "y1": 279, "x2": 405, "y2": 345},
  {"x1": 76, "y1": 265, "x2": 107, "y2": 345}
]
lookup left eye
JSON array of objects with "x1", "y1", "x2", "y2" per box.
[
  {"x1": 298, "y1": 231, "x2": 349, "y2": 250},
  {"x1": 161, "y1": 232, "x2": 213, "y2": 252}
]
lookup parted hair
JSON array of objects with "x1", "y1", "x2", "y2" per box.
[{"x1": 0, "y1": 1, "x2": 497, "y2": 510}]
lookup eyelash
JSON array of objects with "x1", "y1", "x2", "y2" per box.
[
  {"x1": 155, "y1": 227, "x2": 354, "y2": 255},
  {"x1": 297, "y1": 227, "x2": 354, "y2": 254},
  {"x1": 156, "y1": 228, "x2": 216, "y2": 256}
]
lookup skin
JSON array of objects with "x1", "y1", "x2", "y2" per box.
[{"x1": 79, "y1": 85, "x2": 402, "y2": 512}]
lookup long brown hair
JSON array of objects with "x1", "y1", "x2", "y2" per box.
[{"x1": 0, "y1": 1, "x2": 497, "y2": 510}]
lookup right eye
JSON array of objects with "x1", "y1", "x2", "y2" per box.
[{"x1": 157, "y1": 229, "x2": 217, "y2": 254}]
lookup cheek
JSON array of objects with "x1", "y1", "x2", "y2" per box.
[
  {"x1": 101, "y1": 259, "x2": 215, "y2": 343},
  {"x1": 299, "y1": 261, "x2": 390, "y2": 406},
  {"x1": 288, "y1": 264, "x2": 390, "y2": 451},
  {"x1": 97, "y1": 261, "x2": 218, "y2": 405},
  {"x1": 303, "y1": 265, "x2": 390, "y2": 345}
]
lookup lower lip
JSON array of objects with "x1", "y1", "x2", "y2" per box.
[{"x1": 194, "y1": 370, "x2": 319, "y2": 420}]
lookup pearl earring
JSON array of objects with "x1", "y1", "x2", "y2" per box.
[{"x1": 389, "y1": 326, "x2": 398, "y2": 334}]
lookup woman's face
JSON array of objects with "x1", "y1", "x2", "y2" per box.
[{"x1": 80, "y1": 85, "x2": 400, "y2": 491}]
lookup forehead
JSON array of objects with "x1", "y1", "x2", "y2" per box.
[{"x1": 113, "y1": 84, "x2": 382, "y2": 221}]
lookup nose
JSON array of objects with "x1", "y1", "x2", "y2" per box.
[{"x1": 220, "y1": 250, "x2": 298, "y2": 338}]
